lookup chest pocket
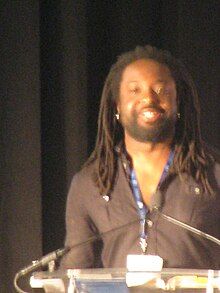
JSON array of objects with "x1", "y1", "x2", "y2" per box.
[
  {"x1": 162, "y1": 176, "x2": 220, "y2": 236},
  {"x1": 88, "y1": 185, "x2": 138, "y2": 234}
]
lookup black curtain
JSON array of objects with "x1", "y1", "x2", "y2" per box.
[
  {"x1": 1, "y1": 1, "x2": 219, "y2": 292},
  {"x1": 1, "y1": 2, "x2": 42, "y2": 292}
]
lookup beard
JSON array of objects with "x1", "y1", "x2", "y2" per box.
[{"x1": 120, "y1": 111, "x2": 176, "y2": 143}]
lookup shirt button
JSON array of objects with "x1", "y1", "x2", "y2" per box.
[{"x1": 147, "y1": 220, "x2": 153, "y2": 227}]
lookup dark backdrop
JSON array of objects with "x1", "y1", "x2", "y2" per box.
[{"x1": 1, "y1": 1, "x2": 219, "y2": 291}]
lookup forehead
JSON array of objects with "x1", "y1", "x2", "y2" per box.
[{"x1": 120, "y1": 59, "x2": 173, "y2": 83}]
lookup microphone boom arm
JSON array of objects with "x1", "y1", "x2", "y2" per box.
[{"x1": 159, "y1": 211, "x2": 220, "y2": 246}]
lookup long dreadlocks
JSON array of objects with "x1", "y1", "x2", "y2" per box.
[{"x1": 86, "y1": 45, "x2": 216, "y2": 196}]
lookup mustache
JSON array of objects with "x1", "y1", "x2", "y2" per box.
[{"x1": 139, "y1": 102, "x2": 165, "y2": 113}]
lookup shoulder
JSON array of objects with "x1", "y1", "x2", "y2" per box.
[
  {"x1": 203, "y1": 143, "x2": 220, "y2": 163},
  {"x1": 204, "y1": 144, "x2": 220, "y2": 178},
  {"x1": 72, "y1": 162, "x2": 96, "y2": 185},
  {"x1": 67, "y1": 161, "x2": 97, "y2": 204},
  {"x1": 203, "y1": 145, "x2": 220, "y2": 191}
]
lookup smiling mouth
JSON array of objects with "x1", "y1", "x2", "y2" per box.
[
  {"x1": 143, "y1": 111, "x2": 161, "y2": 118},
  {"x1": 139, "y1": 108, "x2": 164, "y2": 122},
  {"x1": 139, "y1": 108, "x2": 164, "y2": 123}
]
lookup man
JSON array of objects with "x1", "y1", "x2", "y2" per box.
[{"x1": 60, "y1": 45, "x2": 220, "y2": 270}]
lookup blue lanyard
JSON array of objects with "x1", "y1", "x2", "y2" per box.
[{"x1": 130, "y1": 150, "x2": 174, "y2": 253}]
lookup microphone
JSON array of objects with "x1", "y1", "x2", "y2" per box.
[
  {"x1": 14, "y1": 218, "x2": 140, "y2": 292},
  {"x1": 14, "y1": 247, "x2": 69, "y2": 293},
  {"x1": 150, "y1": 190, "x2": 220, "y2": 246},
  {"x1": 15, "y1": 247, "x2": 69, "y2": 278}
]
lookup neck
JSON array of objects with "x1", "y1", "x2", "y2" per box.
[{"x1": 124, "y1": 134, "x2": 173, "y2": 163}]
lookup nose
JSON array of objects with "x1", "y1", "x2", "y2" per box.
[
  {"x1": 139, "y1": 91, "x2": 159, "y2": 105},
  {"x1": 139, "y1": 97, "x2": 151, "y2": 104}
]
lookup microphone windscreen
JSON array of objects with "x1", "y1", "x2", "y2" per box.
[{"x1": 150, "y1": 190, "x2": 163, "y2": 210}]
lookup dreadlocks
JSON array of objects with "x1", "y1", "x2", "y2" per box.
[{"x1": 86, "y1": 45, "x2": 215, "y2": 196}]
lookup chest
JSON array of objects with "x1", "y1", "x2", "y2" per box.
[
  {"x1": 86, "y1": 162, "x2": 220, "y2": 240},
  {"x1": 134, "y1": 167, "x2": 165, "y2": 206}
]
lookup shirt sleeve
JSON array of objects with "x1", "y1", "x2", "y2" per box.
[{"x1": 59, "y1": 173, "x2": 99, "y2": 269}]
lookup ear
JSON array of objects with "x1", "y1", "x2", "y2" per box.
[
  {"x1": 116, "y1": 102, "x2": 120, "y2": 114},
  {"x1": 176, "y1": 95, "x2": 181, "y2": 113}
]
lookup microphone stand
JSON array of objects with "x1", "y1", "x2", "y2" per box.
[
  {"x1": 154, "y1": 208, "x2": 220, "y2": 246},
  {"x1": 14, "y1": 247, "x2": 69, "y2": 293},
  {"x1": 151, "y1": 190, "x2": 220, "y2": 247},
  {"x1": 14, "y1": 218, "x2": 140, "y2": 292}
]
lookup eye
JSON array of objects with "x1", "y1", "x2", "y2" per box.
[
  {"x1": 129, "y1": 86, "x2": 141, "y2": 94},
  {"x1": 156, "y1": 87, "x2": 170, "y2": 96},
  {"x1": 156, "y1": 87, "x2": 160, "y2": 94},
  {"x1": 156, "y1": 87, "x2": 164, "y2": 94}
]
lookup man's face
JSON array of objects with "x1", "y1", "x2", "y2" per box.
[{"x1": 117, "y1": 59, "x2": 177, "y2": 143}]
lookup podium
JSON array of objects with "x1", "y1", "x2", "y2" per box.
[{"x1": 30, "y1": 268, "x2": 220, "y2": 292}]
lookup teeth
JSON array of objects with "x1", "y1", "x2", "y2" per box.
[{"x1": 143, "y1": 111, "x2": 155, "y2": 118}]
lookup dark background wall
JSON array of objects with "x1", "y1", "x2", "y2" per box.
[{"x1": 1, "y1": 1, "x2": 219, "y2": 291}]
